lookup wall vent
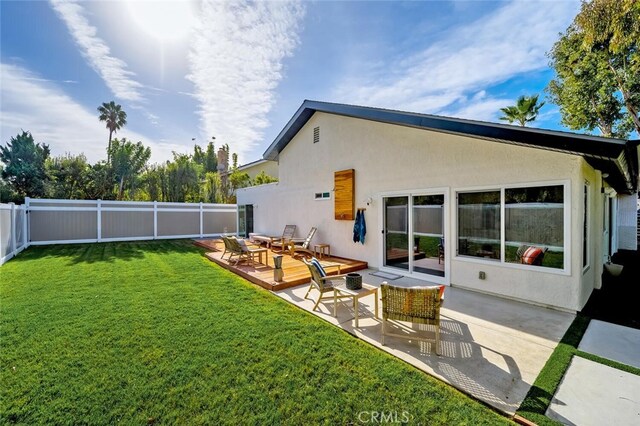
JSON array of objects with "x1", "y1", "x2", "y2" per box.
[{"x1": 313, "y1": 126, "x2": 320, "y2": 143}]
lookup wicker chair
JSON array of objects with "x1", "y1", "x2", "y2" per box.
[
  {"x1": 380, "y1": 283, "x2": 444, "y2": 354},
  {"x1": 302, "y1": 258, "x2": 348, "y2": 311}
]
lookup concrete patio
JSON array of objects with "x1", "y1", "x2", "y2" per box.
[{"x1": 274, "y1": 269, "x2": 575, "y2": 415}]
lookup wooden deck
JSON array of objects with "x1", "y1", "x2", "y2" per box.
[{"x1": 194, "y1": 239, "x2": 368, "y2": 291}]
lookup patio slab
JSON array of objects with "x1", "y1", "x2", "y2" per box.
[
  {"x1": 578, "y1": 319, "x2": 640, "y2": 369},
  {"x1": 546, "y1": 356, "x2": 640, "y2": 425},
  {"x1": 274, "y1": 269, "x2": 574, "y2": 415}
]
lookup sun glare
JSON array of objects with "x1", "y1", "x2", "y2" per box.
[{"x1": 126, "y1": 1, "x2": 197, "y2": 43}]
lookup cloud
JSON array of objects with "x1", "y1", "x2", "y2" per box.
[
  {"x1": 49, "y1": 0, "x2": 144, "y2": 102},
  {"x1": 333, "y1": 0, "x2": 579, "y2": 122},
  {"x1": 0, "y1": 63, "x2": 179, "y2": 164},
  {"x1": 187, "y1": 0, "x2": 305, "y2": 162}
]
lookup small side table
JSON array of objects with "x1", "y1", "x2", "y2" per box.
[
  {"x1": 333, "y1": 282, "x2": 379, "y2": 328},
  {"x1": 314, "y1": 243, "x2": 331, "y2": 259}
]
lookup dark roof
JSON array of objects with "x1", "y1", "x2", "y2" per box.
[{"x1": 263, "y1": 100, "x2": 638, "y2": 193}]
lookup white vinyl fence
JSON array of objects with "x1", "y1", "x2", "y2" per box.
[
  {"x1": 0, "y1": 198, "x2": 238, "y2": 265},
  {"x1": 0, "y1": 203, "x2": 28, "y2": 266}
]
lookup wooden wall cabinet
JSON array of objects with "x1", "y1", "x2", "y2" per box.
[{"x1": 334, "y1": 169, "x2": 355, "y2": 220}]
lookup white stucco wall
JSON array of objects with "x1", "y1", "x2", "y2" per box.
[{"x1": 238, "y1": 112, "x2": 598, "y2": 311}]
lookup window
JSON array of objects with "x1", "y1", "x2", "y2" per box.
[
  {"x1": 505, "y1": 185, "x2": 564, "y2": 269},
  {"x1": 314, "y1": 192, "x2": 330, "y2": 200},
  {"x1": 583, "y1": 182, "x2": 589, "y2": 270},
  {"x1": 457, "y1": 183, "x2": 567, "y2": 270},
  {"x1": 457, "y1": 191, "x2": 501, "y2": 260}
]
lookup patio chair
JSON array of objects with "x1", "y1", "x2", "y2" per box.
[
  {"x1": 228, "y1": 237, "x2": 268, "y2": 266},
  {"x1": 380, "y1": 283, "x2": 444, "y2": 354},
  {"x1": 288, "y1": 227, "x2": 318, "y2": 258},
  {"x1": 253, "y1": 225, "x2": 297, "y2": 250},
  {"x1": 516, "y1": 245, "x2": 548, "y2": 266},
  {"x1": 302, "y1": 258, "x2": 348, "y2": 312},
  {"x1": 438, "y1": 237, "x2": 445, "y2": 264}
]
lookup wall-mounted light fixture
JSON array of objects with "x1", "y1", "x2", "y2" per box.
[{"x1": 601, "y1": 172, "x2": 609, "y2": 193}]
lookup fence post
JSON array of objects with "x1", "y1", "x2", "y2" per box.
[
  {"x1": 10, "y1": 202, "x2": 16, "y2": 255},
  {"x1": 97, "y1": 199, "x2": 102, "y2": 242},
  {"x1": 153, "y1": 201, "x2": 158, "y2": 240},
  {"x1": 199, "y1": 202, "x2": 204, "y2": 238},
  {"x1": 24, "y1": 197, "x2": 30, "y2": 244}
]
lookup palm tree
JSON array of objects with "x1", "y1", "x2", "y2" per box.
[
  {"x1": 97, "y1": 101, "x2": 127, "y2": 163},
  {"x1": 499, "y1": 95, "x2": 545, "y2": 127}
]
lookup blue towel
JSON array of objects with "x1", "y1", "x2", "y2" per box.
[
  {"x1": 359, "y1": 210, "x2": 366, "y2": 244},
  {"x1": 353, "y1": 210, "x2": 361, "y2": 243}
]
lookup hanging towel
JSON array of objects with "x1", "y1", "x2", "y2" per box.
[
  {"x1": 359, "y1": 210, "x2": 366, "y2": 244},
  {"x1": 353, "y1": 210, "x2": 361, "y2": 243}
]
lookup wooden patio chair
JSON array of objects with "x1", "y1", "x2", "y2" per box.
[
  {"x1": 288, "y1": 227, "x2": 318, "y2": 258},
  {"x1": 266, "y1": 225, "x2": 297, "y2": 252},
  {"x1": 225, "y1": 236, "x2": 250, "y2": 265},
  {"x1": 380, "y1": 283, "x2": 444, "y2": 354},
  {"x1": 302, "y1": 258, "x2": 348, "y2": 312}
]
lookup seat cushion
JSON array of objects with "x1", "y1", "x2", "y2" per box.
[
  {"x1": 522, "y1": 246, "x2": 543, "y2": 265},
  {"x1": 310, "y1": 257, "x2": 326, "y2": 277}
]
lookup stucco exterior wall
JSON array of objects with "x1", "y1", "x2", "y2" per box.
[{"x1": 239, "y1": 112, "x2": 594, "y2": 311}]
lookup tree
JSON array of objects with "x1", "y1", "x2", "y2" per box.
[
  {"x1": 547, "y1": 0, "x2": 640, "y2": 137},
  {"x1": 83, "y1": 161, "x2": 115, "y2": 200},
  {"x1": 165, "y1": 153, "x2": 201, "y2": 202},
  {"x1": 204, "y1": 141, "x2": 217, "y2": 174},
  {"x1": 0, "y1": 131, "x2": 50, "y2": 200},
  {"x1": 201, "y1": 171, "x2": 224, "y2": 203},
  {"x1": 98, "y1": 101, "x2": 127, "y2": 163},
  {"x1": 46, "y1": 153, "x2": 90, "y2": 199},
  {"x1": 109, "y1": 138, "x2": 151, "y2": 200},
  {"x1": 252, "y1": 171, "x2": 278, "y2": 186},
  {"x1": 499, "y1": 95, "x2": 545, "y2": 127}
]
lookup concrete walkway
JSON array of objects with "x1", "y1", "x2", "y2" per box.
[
  {"x1": 273, "y1": 269, "x2": 574, "y2": 415},
  {"x1": 546, "y1": 320, "x2": 640, "y2": 425}
]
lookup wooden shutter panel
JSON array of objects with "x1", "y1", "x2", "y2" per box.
[{"x1": 334, "y1": 169, "x2": 354, "y2": 220}]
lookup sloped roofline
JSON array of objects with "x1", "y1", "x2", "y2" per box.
[{"x1": 263, "y1": 100, "x2": 638, "y2": 193}]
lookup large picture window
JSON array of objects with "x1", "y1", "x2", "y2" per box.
[
  {"x1": 505, "y1": 185, "x2": 564, "y2": 269},
  {"x1": 457, "y1": 183, "x2": 567, "y2": 270},
  {"x1": 457, "y1": 191, "x2": 501, "y2": 260}
]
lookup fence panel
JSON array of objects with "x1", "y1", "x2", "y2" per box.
[
  {"x1": 0, "y1": 203, "x2": 28, "y2": 266},
  {"x1": 26, "y1": 198, "x2": 238, "y2": 246}
]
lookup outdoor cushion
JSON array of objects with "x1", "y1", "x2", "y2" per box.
[
  {"x1": 236, "y1": 239, "x2": 249, "y2": 250},
  {"x1": 522, "y1": 247, "x2": 543, "y2": 265},
  {"x1": 310, "y1": 257, "x2": 326, "y2": 277}
]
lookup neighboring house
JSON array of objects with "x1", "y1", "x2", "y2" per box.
[
  {"x1": 238, "y1": 100, "x2": 639, "y2": 312},
  {"x1": 237, "y1": 159, "x2": 278, "y2": 180}
]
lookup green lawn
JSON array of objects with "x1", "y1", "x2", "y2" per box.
[{"x1": 0, "y1": 241, "x2": 511, "y2": 425}]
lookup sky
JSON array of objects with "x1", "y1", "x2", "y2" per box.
[{"x1": 1, "y1": 0, "x2": 585, "y2": 165}]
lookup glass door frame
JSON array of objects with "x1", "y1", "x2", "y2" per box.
[{"x1": 378, "y1": 188, "x2": 450, "y2": 285}]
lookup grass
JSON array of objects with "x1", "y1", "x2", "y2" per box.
[
  {"x1": 0, "y1": 241, "x2": 511, "y2": 425},
  {"x1": 516, "y1": 315, "x2": 591, "y2": 426}
]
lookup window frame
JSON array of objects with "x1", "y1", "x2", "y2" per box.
[
  {"x1": 314, "y1": 191, "x2": 331, "y2": 201},
  {"x1": 583, "y1": 181, "x2": 590, "y2": 273},
  {"x1": 454, "y1": 180, "x2": 571, "y2": 276}
]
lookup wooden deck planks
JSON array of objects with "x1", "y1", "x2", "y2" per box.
[{"x1": 194, "y1": 239, "x2": 368, "y2": 291}]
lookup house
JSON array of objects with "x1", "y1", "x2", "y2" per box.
[
  {"x1": 237, "y1": 159, "x2": 278, "y2": 180},
  {"x1": 237, "y1": 100, "x2": 639, "y2": 312}
]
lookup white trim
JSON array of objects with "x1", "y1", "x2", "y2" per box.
[
  {"x1": 582, "y1": 181, "x2": 591, "y2": 274},
  {"x1": 453, "y1": 179, "x2": 571, "y2": 276}
]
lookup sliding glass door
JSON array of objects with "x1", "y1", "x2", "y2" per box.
[{"x1": 383, "y1": 191, "x2": 447, "y2": 282}]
